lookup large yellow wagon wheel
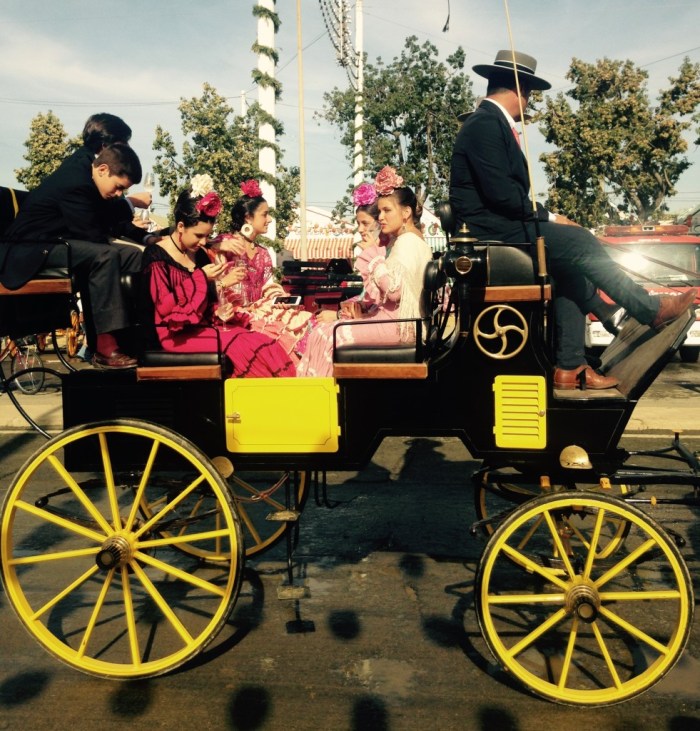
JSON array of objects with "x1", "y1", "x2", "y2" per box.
[
  {"x1": 140, "y1": 465, "x2": 308, "y2": 560},
  {"x1": 0, "y1": 419, "x2": 244, "y2": 679},
  {"x1": 475, "y1": 492, "x2": 692, "y2": 705}
]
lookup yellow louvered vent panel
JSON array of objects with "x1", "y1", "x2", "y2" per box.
[{"x1": 492, "y1": 375, "x2": 547, "y2": 449}]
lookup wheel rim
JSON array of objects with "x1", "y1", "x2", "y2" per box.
[
  {"x1": 0, "y1": 420, "x2": 243, "y2": 678},
  {"x1": 11, "y1": 346, "x2": 45, "y2": 394},
  {"x1": 476, "y1": 492, "x2": 693, "y2": 705}
]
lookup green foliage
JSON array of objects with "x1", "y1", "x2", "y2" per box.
[
  {"x1": 15, "y1": 111, "x2": 79, "y2": 190},
  {"x1": 538, "y1": 56, "x2": 700, "y2": 226},
  {"x1": 320, "y1": 36, "x2": 474, "y2": 216},
  {"x1": 152, "y1": 83, "x2": 299, "y2": 246}
]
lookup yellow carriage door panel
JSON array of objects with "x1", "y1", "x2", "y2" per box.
[{"x1": 225, "y1": 377, "x2": 340, "y2": 453}]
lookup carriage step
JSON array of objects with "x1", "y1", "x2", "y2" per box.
[
  {"x1": 266, "y1": 510, "x2": 300, "y2": 522},
  {"x1": 277, "y1": 584, "x2": 309, "y2": 600}
]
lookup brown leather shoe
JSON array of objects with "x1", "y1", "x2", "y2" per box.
[
  {"x1": 554, "y1": 365, "x2": 619, "y2": 390},
  {"x1": 92, "y1": 350, "x2": 137, "y2": 369},
  {"x1": 651, "y1": 288, "x2": 698, "y2": 329}
]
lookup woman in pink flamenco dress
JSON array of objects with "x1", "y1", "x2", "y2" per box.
[
  {"x1": 208, "y1": 179, "x2": 314, "y2": 363},
  {"x1": 140, "y1": 176, "x2": 295, "y2": 378},
  {"x1": 297, "y1": 167, "x2": 432, "y2": 377}
]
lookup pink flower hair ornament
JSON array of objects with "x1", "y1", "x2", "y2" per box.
[
  {"x1": 374, "y1": 165, "x2": 404, "y2": 196},
  {"x1": 352, "y1": 182, "x2": 377, "y2": 207},
  {"x1": 240, "y1": 179, "x2": 263, "y2": 198},
  {"x1": 196, "y1": 191, "x2": 223, "y2": 218}
]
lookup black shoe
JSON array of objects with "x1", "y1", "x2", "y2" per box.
[{"x1": 591, "y1": 302, "x2": 627, "y2": 336}]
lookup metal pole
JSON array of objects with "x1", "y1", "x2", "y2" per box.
[
  {"x1": 352, "y1": 0, "x2": 364, "y2": 187},
  {"x1": 296, "y1": 0, "x2": 308, "y2": 260}
]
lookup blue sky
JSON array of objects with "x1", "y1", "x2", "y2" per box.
[{"x1": 1, "y1": 0, "x2": 699, "y2": 220}]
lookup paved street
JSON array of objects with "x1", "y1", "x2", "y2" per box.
[{"x1": 0, "y1": 357, "x2": 698, "y2": 730}]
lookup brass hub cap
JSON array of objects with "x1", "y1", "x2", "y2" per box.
[
  {"x1": 96, "y1": 535, "x2": 133, "y2": 571},
  {"x1": 565, "y1": 583, "x2": 600, "y2": 623}
]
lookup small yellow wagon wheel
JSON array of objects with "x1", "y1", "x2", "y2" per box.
[
  {"x1": 0, "y1": 419, "x2": 244, "y2": 679},
  {"x1": 475, "y1": 492, "x2": 692, "y2": 705}
]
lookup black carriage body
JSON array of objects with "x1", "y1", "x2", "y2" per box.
[{"x1": 59, "y1": 238, "x2": 693, "y2": 478}]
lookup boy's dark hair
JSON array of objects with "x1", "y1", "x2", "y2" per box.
[
  {"x1": 93, "y1": 142, "x2": 142, "y2": 184},
  {"x1": 82, "y1": 113, "x2": 132, "y2": 154}
]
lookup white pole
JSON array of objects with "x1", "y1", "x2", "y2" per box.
[
  {"x1": 353, "y1": 0, "x2": 364, "y2": 187},
  {"x1": 296, "y1": 0, "x2": 308, "y2": 260},
  {"x1": 257, "y1": 0, "x2": 277, "y2": 245}
]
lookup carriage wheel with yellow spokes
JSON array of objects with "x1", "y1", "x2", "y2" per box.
[
  {"x1": 0, "y1": 419, "x2": 243, "y2": 679},
  {"x1": 475, "y1": 492, "x2": 692, "y2": 705}
]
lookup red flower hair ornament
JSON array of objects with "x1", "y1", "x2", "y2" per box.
[
  {"x1": 240, "y1": 179, "x2": 263, "y2": 198},
  {"x1": 196, "y1": 191, "x2": 223, "y2": 218}
]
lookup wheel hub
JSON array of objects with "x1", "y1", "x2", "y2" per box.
[
  {"x1": 565, "y1": 583, "x2": 600, "y2": 623},
  {"x1": 96, "y1": 535, "x2": 133, "y2": 571}
]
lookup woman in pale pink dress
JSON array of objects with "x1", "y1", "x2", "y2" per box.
[
  {"x1": 209, "y1": 179, "x2": 314, "y2": 362},
  {"x1": 297, "y1": 167, "x2": 432, "y2": 377}
]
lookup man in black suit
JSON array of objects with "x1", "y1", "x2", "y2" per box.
[
  {"x1": 1, "y1": 142, "x2": 145, "y2": 368},
  {"x1": 450, "y1": 50, "x2": 697, "y2": 389}
]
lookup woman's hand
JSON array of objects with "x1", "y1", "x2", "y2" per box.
[
  {"x1": 201, "y1": 261, "x2": 227, "y2": 281},
  {"x1": 316, "y1": 309, "x2": 339, "y2": 323},
  {"x1": 219, "y1": 265, "x2": 246, "y2": 288},
  {"x1": 216, "y1": 302, "x2": 234, "y2": 322},
  {"x1": 218, "y1": 234, "x2": 247, "y2": 256}
]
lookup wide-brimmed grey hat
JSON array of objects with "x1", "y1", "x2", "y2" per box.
[{"x1": 472, "y1": 50, "x2": 551, "y2": 91}]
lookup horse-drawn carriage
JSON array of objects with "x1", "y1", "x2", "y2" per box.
[{"x1": 1, "y1": 194, "x2": 698, "y2": 706}]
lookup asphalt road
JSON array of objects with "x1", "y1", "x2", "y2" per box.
[{"x1": 0, "y1": 427, "x2": 698, "y2": 731}]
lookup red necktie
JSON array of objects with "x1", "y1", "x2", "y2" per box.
[{"x1": 512, "y1": 127, "x2": 521, "y2": 147}]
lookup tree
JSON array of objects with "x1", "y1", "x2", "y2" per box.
[
  {"x1": 320, "y1": 36, "x2": 474, "y2": 216},
  {"x1": 537, "y1": 57, "x2": 700, "y2": 226},
  {"x1": 15, "y1": 111, "x2": 80, "y2": 189},
  {"x1": 152, "y1": 83, "x2": 298, "y2": 246}
]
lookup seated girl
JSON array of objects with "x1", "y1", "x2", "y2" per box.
[
  {"x1": 297, "y1": 166, "x2": 432, "y2": 377},
  {"x1": 207, "y1": 179, "x2": 313, "y2": 363},
  {"x1": 140, "y1": 175, "x2": 296, "y2": 378}
]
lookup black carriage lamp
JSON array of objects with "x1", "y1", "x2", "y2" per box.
[{"x1": 443, "y1": 223, "x2": 488, "y2": 286}]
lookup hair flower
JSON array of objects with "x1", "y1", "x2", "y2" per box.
[
  {"x1": 352, "y1": 182, "x2": 377, "y2": 207},
  {"x1": 196, "y1": 191, "x2": 223, "y2": 218},
  {"x1": 374, "y1": 166, "x2": 404, "y2": 196},
  {"x1": 240, "y1": 179, "x2": 263, "y2": 198},
  {"x1": 190, "y1": 173, "x2": 215, "y2": 198}
]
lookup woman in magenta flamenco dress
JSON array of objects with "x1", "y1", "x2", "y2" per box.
[{"x1": 140, "y1": 176, "x2": 295, "y2": 378}]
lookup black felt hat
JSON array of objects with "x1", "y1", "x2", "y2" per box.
[{"x1": 472, "y1": 50, "x2": 551, "y2": 91}]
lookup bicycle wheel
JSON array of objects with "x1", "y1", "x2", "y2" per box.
[
  {"x1": 475, "y1": 492, "x2": 693, "y2": 705},
  {"x1": 11, "y1": 344, "x2": 45, "y2": 394},
  {"x1": 0, "y1": 419, "x2": 244, "y2": 678}
]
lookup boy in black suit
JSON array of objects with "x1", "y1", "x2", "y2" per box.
[{"x1": 2, "y1": 142, "x2": 144, "y2": 368}]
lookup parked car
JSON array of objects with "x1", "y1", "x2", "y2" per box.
[
  {"x1": 586, "y1": 224, "x2": 700, "y2": 362},
  {"x1": 676, "y1": 204, "x2": 700, "y2": 236}
]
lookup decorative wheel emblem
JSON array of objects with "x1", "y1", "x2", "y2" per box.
[{"x1": 473, "y1": 305, "x2": 528, "y2": 359}]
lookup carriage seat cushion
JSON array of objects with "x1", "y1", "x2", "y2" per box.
[
  {"x1": 334, "y1": 345, "x2": 418, "y2": 364},
  {"x1": 482, "y1": 242, "x2": 536, "y2": 285},
  {"x1": 139, "y1": 351, "x2": 222, "y2": 368}
]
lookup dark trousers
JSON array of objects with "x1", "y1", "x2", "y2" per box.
[
  {"x1": 47, "y1": 239, "x2": 142, "y2": 338},
  {"x1": 463, "y1": 219, "x2": 660, "y2": 367}
]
